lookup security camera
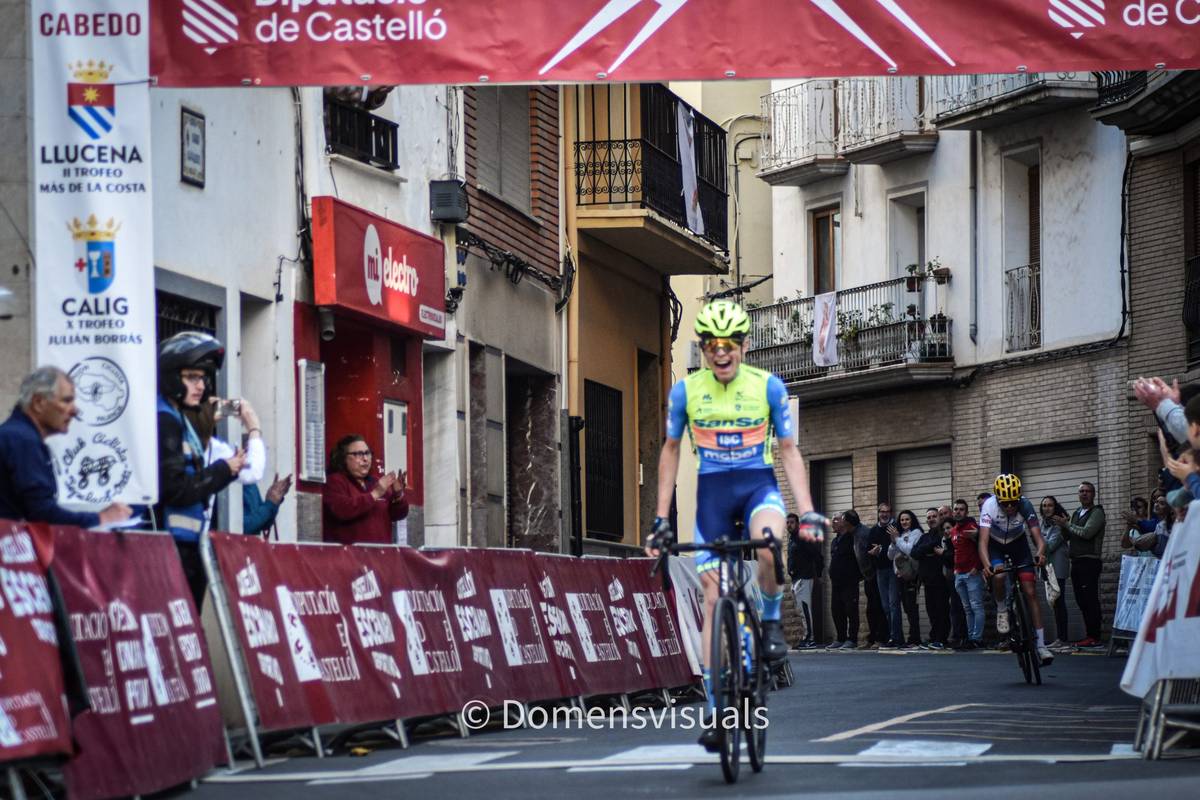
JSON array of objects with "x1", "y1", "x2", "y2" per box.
[{"x1": 318, "y1": 307, "x2": 335, "y2": 342}]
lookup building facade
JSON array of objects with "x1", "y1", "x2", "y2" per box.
[
  {"x1": 754, "y1": 74, "x2": 1133, "y2": 641},
  {"x1": 564, "y1": 83, "x2": 729, "y2": 554}
]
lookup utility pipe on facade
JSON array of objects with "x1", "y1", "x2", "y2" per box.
[
  {"x1": 564, "y1": 88, "x2": 582, "y2": 417},
  {"x1": 970, "y1": 130, "x2": 980, "y2": 344}
]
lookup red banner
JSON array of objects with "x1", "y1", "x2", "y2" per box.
[
  {"x1": 0, "y1": 522, "x2": 72, "y2": 765},
  {"x1": 51, "y1": 528, "x2": 226, "y2": 800},
  {"x1": 150, "y1": 0, "x2": 1200, "y2": 88},
  {"x1": 210, "y1": 535, "x2": 695, "y2": 737}
]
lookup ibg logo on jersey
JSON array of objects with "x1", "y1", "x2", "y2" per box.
[{"x1": 716, "y1": 433, "x2": 743, "y2": 448}]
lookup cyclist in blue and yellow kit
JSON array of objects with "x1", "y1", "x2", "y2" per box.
[{"x1": 645, "y1": 300, "x2": 827, "y2": 748}]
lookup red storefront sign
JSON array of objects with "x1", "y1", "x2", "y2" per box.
[
  {"x1": 0, "y1": 522, "x2": 72, "y2": 765},
  {"x1": 152, "y1": 1, "x2": 1200, "y2": 88},
  {"x1": 51, "y1": 528, "x2": 226, "y2": 800},
  {"x1": 311, "y1": 196, "x2": 446, "y2": 339}
]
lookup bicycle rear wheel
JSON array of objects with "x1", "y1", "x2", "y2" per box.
[
  {"x1": 745, "y1": 617, "x2": 768, "y2": 773},
  {"x1": 711, "y1": 597, "x2": 742, "y2": 783}
]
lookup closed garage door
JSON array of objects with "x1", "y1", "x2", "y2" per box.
[
  {"x1": 817, "y1": 457, "x2": 854, "y2": 517},
  {"x1": 1012, "y1": 441, "x2": 1098, "y2": 512},
  {"x1": 1012, "y1": 440, "x2": 1098, "y2": 643},
  {"x1": 890, "y1": 445, "x2": 952, "y2": 515},
  {"x1": 888, "y1": 446, "x2": 952, "y2": 643}
]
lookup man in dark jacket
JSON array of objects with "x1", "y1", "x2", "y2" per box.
[
  {"x1": 787, "y1": 512, "x2": 824, "y2": 648},
  {"x1": 827, "y1": 512, "x2": 863, "y2": 649},
  {"x1": 911, "y1": 509, "x2": 952, "y2": 649},
  {"x1": 848, "y1": 509, "x2": 887, "y2": 649},
  {"x1": 868, "y1": 502, "x2": 903, "y2": 648},
  {"x1": 0, "y1": 367, "x2": 131, "y2": 528},
  {"x1": 155, "y1": 333, "x2": 244, "y2": 606}
]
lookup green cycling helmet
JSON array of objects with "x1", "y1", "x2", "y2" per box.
[{"x1": 694, "y1": 300, "x2": 751, "y2": 338}]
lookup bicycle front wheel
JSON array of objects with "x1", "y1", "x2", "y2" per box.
[
  {"x1": 711, "y1": 597, "x2": 742, "y2": 784},
  {"x1": 745, "y1": 618, "x2": 768, "y2": 773}
]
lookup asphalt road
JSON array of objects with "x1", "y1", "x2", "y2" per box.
[{"x1": 187, "y1": 649, "x2": 1199, "y2": 799}]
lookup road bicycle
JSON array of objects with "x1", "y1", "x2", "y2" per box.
[
  {"x1": 652, "y1": 531, "x2": 785, "y2": 783},
  {"x1": 992, "y1": 556, "x2": 1042, "y2": 686}
]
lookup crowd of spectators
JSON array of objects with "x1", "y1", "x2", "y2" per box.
[{"x1": 783, "y1": 374, "x2": 1200, "y2": 654}]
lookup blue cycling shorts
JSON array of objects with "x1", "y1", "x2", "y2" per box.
[
  {"x1": 988, "y1": 537, "x2": 1036, "y2": 581},
  {"x1": 694, "y1": 468, "x2": 786, "y2": 575}
]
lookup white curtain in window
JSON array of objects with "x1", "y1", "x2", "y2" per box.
[{"x1": 676, "y1": 103, "x2": 705, "y2": 236}]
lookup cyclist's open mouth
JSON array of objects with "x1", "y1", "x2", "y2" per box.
[{"x1": 711, "y1": 355, "x2": 733, "y2": 371}]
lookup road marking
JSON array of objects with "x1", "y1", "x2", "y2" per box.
[
  {"x1": 568, "y1": 765, "x2": 693, "y2": 773},
  {"x1": 202, "y1": 750, "x2": 1138, "y2": 784},
  {"x1": 1110, "y1": 743, "x2": 1137, "y2": 755},
  {"x1": 857, "y1": 740, "x2": 992, "y2": 758},
  {"x1": 353, "y1": 751, "x2": 517, "y2": 776},
  {"x1": 308, "y1": 774, "x2": 432, "y2": 785},
  {"x1": 600, "y1": 744, "x2": 718, "y2": 762},
  {"x1": 815, "y1": 704, "x2": 977, "y2": 742}
]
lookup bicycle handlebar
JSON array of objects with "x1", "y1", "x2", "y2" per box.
[{"x1": 649, "y1": 532, "x2": 785, "y2": 588}]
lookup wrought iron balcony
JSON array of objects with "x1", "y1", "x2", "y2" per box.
[
  {"x1": 837, "y1": 77, "x2": 937, "y2": 164},
  {"x1": 758, "y1": 80, "x2": 847, "y2": 186},
  {"x1": 1005, "y1": 262, "x2": 1042, "y2": 352},
  {"x1": 930, "y1": 73, "x2": 1097, "y2": 130},
  {"x1": 574, "y1": 84, "x2": 728, "y2": 252},
  {"x1": 746, "y1": 276, "x2": 953, "y2": 387},
  {"x1": 1094, "y1": 71, "x2": 1150, "y2": 108},
  {"x1": 324, "y1": 97, "x2": 399, "y2": 171}
]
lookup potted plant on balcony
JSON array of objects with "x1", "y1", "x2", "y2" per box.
[
  {"x1": 926, "y1": 312, "x2": 950, "y2": 358},
  {"x1": 836, "y1": 309, "x2": 864, "y2": 368},
  {"x1": 929, "y1": 257, "x2": 952, "y2": 285},
  {"x1": 798, "y1": 317, "x2": 814, "y2": 348},
  {"x1": 905, "y1": 263, "x2": 926, "y2": 293}
]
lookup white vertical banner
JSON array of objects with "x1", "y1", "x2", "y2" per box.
[
  {"x1": 812, "y1": 291, "x2": 839, "y2": 367},
  {"x1": 675, "y1": 103, "x2": 705, "y2": 236},
  {"x1": 33, "y1": 1, "x2": 157, "y2": 508}
]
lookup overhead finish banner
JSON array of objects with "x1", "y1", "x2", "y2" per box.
[
  {"x1": 151, "y1": 0, "x2": 1200, "y2": 87},
  {"x1": 33, "y1": 0, "x2": 158, "y2": 508}
]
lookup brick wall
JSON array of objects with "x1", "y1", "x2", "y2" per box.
[
  {"x1": 1124, "y1": 147, "x2": 1199, "y2": 496},
  {"x1": 463, "y1": 87, "x2": 560, "y2": 277}
]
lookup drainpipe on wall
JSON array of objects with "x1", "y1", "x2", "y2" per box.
[{"x1": 970, "y1": 130, "x2": 980, "y2": 344}]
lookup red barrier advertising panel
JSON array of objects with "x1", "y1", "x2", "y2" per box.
[
  {"x1": 618, "y1": 559, "x2": 693, "y2": 690},
  {"x1": 52, "y1": 528, "x2": 225, "y2": 800},
  {"x1": 152, "y1": 1, "x2": 1200, "y2": 88},
  {"x1": 459, "y1": 550, "x2": 570, "y2": 704},
  {"x1": 0, "y1": 522, "x2": 72, "y2": 764},
  {"x1": 212, "y1": 534, "x2": 697, "y2": 737},
  {"x1": 538, "y1": 556, "x2": 642, "y2": 697}
]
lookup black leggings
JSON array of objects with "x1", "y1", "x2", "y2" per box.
[{"x1": 1071, "y1": 558, "x2": 1103, "y2": 640}]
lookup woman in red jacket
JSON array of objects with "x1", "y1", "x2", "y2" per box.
[{"x1": 322, "y1": 434, "x2": 408, "y2": 544}]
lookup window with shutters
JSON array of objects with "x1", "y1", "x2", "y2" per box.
[
  {"x1": 1185, "y1": 157, "x2": 1200, "y2": 369},
  {"x1": 811, "y1": 206, "x2": 841, "y2": 294},
  {"x1": 473, "y1": 86, "x2": 532, "y2": 214},
  {"x1": 584, "y1": 380, "x2": 623, "y2": 541}
]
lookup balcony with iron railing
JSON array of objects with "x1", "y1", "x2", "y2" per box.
[
  {"x1": 1090, "y1": 70, "x2": 1200, "y2": 136},
  {"x1": 745, "y1": 276, "x2": 954, "y2": 400},
  {"x1": 573, "y1": 84, "x2": 728, "y2": 274},
  {"x1": 324, "y1": 97, "x2": 400, "y2": 171},
  {"x1": 758, "y1": 80, "x2": 848, "y2": 187},
  {"x1": 837, "y1": 77, "x2": 937, "y2": 165},
  {"x1": 930, "y1": 72, "x2": 1098, "y2": 131},
  {"x1": 1005, "y1": 262, "x2": 1041, "y2": 353}
]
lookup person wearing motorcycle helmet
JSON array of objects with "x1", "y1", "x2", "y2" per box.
[
  {"x1": 644, "y1": 299, "x2": 828, "y2": 752},
  {"x1": 154, "y1": 331, "x2": 245, "y2": 606}
]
